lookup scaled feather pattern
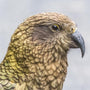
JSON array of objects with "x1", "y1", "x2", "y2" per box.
[{"x1": 0, "y1": 12, "x2": 85, "y2": 90}]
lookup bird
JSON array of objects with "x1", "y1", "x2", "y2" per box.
[{"x1": 0, "y1": 12, "x2": 85, "y2": 90}]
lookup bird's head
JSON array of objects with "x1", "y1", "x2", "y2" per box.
[
  {"x1": 17, "y1": 12, "x2": 84, "y2": 57},
  {"x1": 9, "y1": 12, "x2": 85, "y2": 67}
]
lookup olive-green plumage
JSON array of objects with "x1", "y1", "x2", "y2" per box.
[{"x1": 0, "y1": 12, "x2": 85, "y2": 90}]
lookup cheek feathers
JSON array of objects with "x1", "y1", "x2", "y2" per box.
[{"x1": 32, "y1": 26, "x2": 54, "y2": 41}]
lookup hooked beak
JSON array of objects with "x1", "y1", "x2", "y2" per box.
[{"x1": 71, "y1": 30, "x2": 85, "y2": 57}]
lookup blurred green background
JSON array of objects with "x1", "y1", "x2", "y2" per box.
[{"x1": 0, "y1": 0, "x2": 89, "y2": 90}]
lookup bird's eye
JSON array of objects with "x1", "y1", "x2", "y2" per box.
[{"x1": 52, "y1": 24, "x2": 60, "y2": 31}]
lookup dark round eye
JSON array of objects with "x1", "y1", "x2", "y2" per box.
[{"x1": 52, "y1": 24, "x2": 59, "y2": 31}]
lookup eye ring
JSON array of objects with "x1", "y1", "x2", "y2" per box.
[{"x1": 51, "y1": 24, "x2": 60, "y2": 31}]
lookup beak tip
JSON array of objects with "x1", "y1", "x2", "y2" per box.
[
  {"x1": 82, "y1": 53, "x2": 84, "y2": 58},
  {"x1": 81, "y1": 39, "x2": 85, "y2": 58},
  {"x1": 81, "y1": 47, "x2": 85, "y2": 58}
]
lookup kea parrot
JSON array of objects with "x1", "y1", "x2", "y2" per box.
[{"x1": 0, "y1": 12, "x2": 85, "y2": 90}]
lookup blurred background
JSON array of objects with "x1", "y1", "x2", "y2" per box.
[{"x1": 0, "y1": 0, "x2": 89, "y2": 90}]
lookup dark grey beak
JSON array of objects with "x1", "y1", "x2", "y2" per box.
[{"x1": 71, "y1": 30, "x2": 85, "y2": 57}]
